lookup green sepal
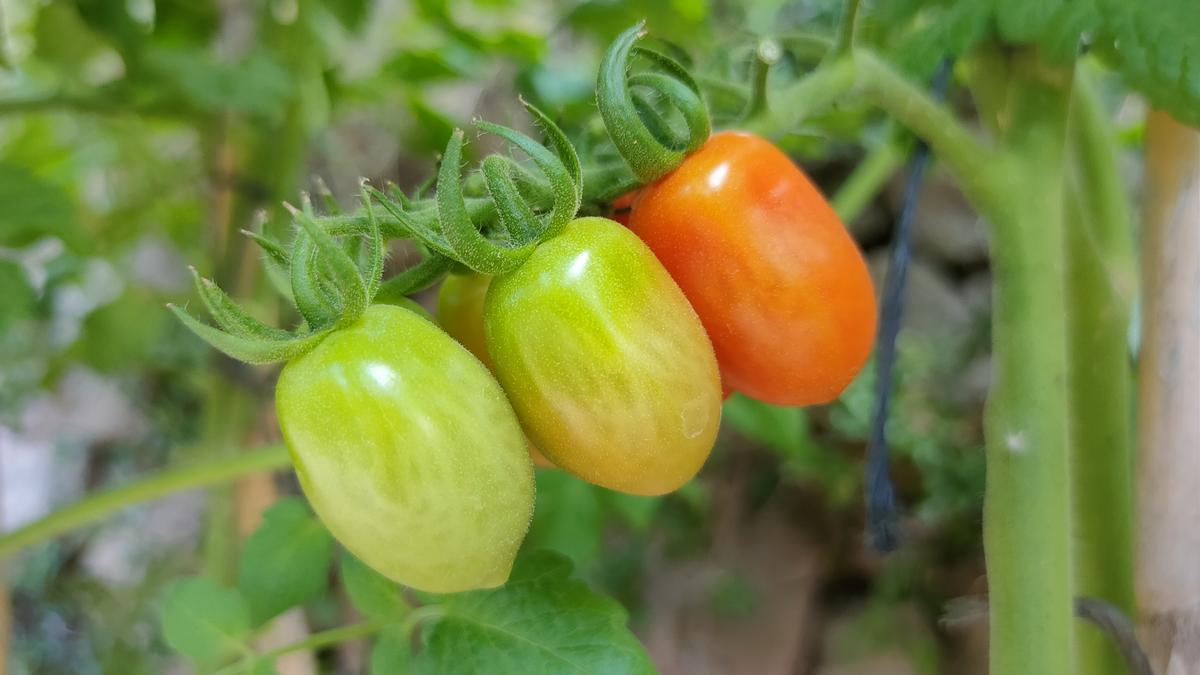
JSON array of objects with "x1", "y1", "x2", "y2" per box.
[
  {"x1": 630, "y1": 89, "x2": 686, "y2": 151},
  {"x1": 476, "y1": 106, "x2": 580, "y2": 242},
  {"x1": 188, "y1": 268, "x2": 291, "y2": 341},
  {"x1": 169, "y1": 304, "x2": 332, "y2": 364},
  {"x1": 629, "y1": 71, "x2": 708, "y2": 152},
  {"x1": 290, "y1": 204, "x2": 368, "y2": 326},
  {"x1": 597, "y1": 23, "x2": 712, "y2": 183},
  {"x1": 374, "y1": 252, "x2": 453, "y2": 304},
  {"x1": 288, "y1": 230, "x2": 340, "y2": 329},
  {"x1": 482, "y1": 155, "x2": 540, "y2": 244},
  {"x1": 366, "y1": 185, "x2": 456, "y2": 257},
  {"x1": 436, "y1": 129, "x2": 536, "y2": 275},
  {"x1": 314, "y1": 176, "x2": 342, "y2": 215},
  {"x1": 629, "y1": 46, "x2": 710, "y2": 154},
  {"x1": 521, "y1": 99, "x2": 583, "y2": 201},
  {"x1": 359, "y1": 181, "x2": 386, "y2": 301}
]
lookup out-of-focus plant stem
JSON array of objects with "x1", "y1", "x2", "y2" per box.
[
  {"x1": 0, "y1": 446, "x2": 289, "y2": 559},
  {"x1": 831, "y1": 129, "x2": 911, "y2": 223},
  {"x1": 1064, "y1": 67, "x2": 1137, "y2": 675}
]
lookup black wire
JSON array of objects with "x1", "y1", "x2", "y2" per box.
[{"x1": 865, "y1": 58, "x2": 954, "y2": 553}]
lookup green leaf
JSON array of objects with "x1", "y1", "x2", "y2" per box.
[
  {"x1": 603, "y1": 492, "x2": 660, "y2": 533},
  {"x1": 142, "y1": 47, "x2": 294, "y2": 121},
  {"x1": 237, "y1": 498, "x2": 335, "y2": 626},
  {"x1": 0, "y1": 163, "x2": 79, "y2": 251},
  {"x1": 341, "y1": 552, "x2": 408, "y2": 619},
  {"x1": 1095, "y1": 0, "x2": 1200, "y2": 127},
  {"x1": 723, "y1": 394, "x2": 814, "y2": 459},
  {"x1": 370, "y1": 625, "x2": 414, "y2": 675},
  {"x1": 160, "y1": 577, "x2": 251, "y2": 663},
  {"x1": 527, "y1": 471, "x2": 605, "y2": 565},
  {"x1": 0, "y1": 261, "x2": 37, "y2": 334},
  {"x1": 414, "y1": 551, "x2": 654, "y2": 674}
]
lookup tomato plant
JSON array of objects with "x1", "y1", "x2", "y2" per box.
[
  {"x1": 627, "y1": 131, "x2": 877, "y2": 406},
  {"x1": 3, "y1": 1, "x2": 1198, "y2": 674},
  {"x1": 485, "y1": 217, "x2": 722, "y2": 495}
]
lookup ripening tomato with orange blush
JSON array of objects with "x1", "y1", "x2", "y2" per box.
[{"x1": 625, "y1": 131, "x2": 877, "y2": 406}]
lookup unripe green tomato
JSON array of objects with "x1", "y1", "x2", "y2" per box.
[
  {"x1": 437, "y1": 272, "x2": 557, "y2": 470},
  {"x1": 485, "y1": 217, "x2": 722, "y2": 496},
  {"x1": 276, "y1": 304, "x2": 534, "y2": 593},
  {"x1": 382, "y1": 295, "x2": 435, "y2": 323}
]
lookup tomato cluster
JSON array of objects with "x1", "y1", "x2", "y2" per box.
[{"x1": 175, "y1": 26, "x2": 875, "y2": 595}]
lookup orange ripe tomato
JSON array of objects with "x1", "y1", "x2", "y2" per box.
[{"x1": 627, "y1": 131, "x2": 876, "y2": 406}]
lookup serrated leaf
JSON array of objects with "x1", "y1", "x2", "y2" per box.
[
  {"x1": 370, "y1": 625, "x2": 414, "y2": 675},
  {"x1": 413, "y1": 551, "x2": 654, "y2": 674},
  {"x1": 341, "y1": 552, "x2": 408, "y2": 619},
  {"x1": 237, "y1": 498, "x2": 335, "y2": 626},
  {"x1": 1095, "y1": 0, "x2": 1200, "y2": 127},
  {"x1": 160, "y1": 577, "x2": 251, "y2": 663}
]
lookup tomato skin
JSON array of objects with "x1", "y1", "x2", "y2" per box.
[
  {"x1": 485, "y1": 217, "x2": 722, "y2": 496},
  {"x1": 436, "y1": 272, "x2": 496, "y2": 369},
  {"x1": 628, "y1": 131, "x2": 877, "y2": 406},
  {"x1": 609, "y1": 189, "x2": 639, "y2": 226},
  {"x1": 436, "y1": 273, "x2": 557, "y2": 470},
  {"x1": 276, "y1": 304, "x2": 534, "y2": 593}
]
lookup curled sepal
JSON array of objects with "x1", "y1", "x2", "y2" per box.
[
  {"x1": 483, "y1": 155, "x2": 540, "y2": 244},
  {"x1": 475, "y1": 102, "x2": 580, "y2": 242},
  {"x1": 169, "y1": 304, "x2": 333, "y2": 364},
  {"x1": 289, "y1": 229, "x2": 340, "y2": 329},
  {"x1": 436, "y1": 129, "x2": 536, "y2": 275},
  {"x1": 597, "y1": 22, "x2": 712, "y2": 183},
  {"x1": 365, "y1": 185, "x2": 455, "y2": 258},
  {"x1": 359, "y1": 180, "x2": 386, "y2": 301},
  {"x1": 288, "y1": 202, "x2": 369, "y2": 327},
  {"x1": 375, "y1": 251, "x2": 453, "y2": 305},
  {"x1": 188, "y1": 268, "x2": 291, "y2": 341},
  {"x1": 241, "y1": 224, "x2": 294, "y2": 302}
]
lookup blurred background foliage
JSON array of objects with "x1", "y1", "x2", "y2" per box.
[{"x1": 0, "y1": 0, "x2": 1045, "y2": 672}]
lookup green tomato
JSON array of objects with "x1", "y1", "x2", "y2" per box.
[
  {"x1": 485, "y1": 217, "x2": 722, "y2": 496},
  {"x1": 276, "y1": 304, "x2": 534, "y2": 593}
]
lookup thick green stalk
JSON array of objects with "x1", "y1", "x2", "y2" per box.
[
  {"x1": 1064, "y1": 68, "x2": 1137, "y2": 675},
  {"x1": 0, "y1": 446, "x2": 288, "y2": 559},
  {"x1": 972, "y1": 50, "x2": 1076, "y2": 674}
]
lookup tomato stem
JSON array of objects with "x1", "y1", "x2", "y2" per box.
[
  {"x1": 971, "y1": 48, "x2": 1076, "y2": 675},
  {"x1": 1064, "y1": 65, "x2": 1138, "y2": 675}
]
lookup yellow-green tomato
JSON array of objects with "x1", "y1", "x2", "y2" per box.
[
  {"x1": 436, "y1": 272, "x2": 494, "y2": 367},
  {"x1": 437, "y1": 272, "x2": 558, "y2": 470},
  {"x1": 484, "y1": 217, "x2": 722, "y2": 496},
  {"x1": 275, "y1": 304, "x2": 534, "y2": 593}
]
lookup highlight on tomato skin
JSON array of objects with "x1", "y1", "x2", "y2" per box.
[
  {"x1": 626, "y1": 130, "x2": 877, "y2": 407},
  {"x1": 483, "y1": 217, "x2": 723, "y2": 496},
  {"x1": 275, "y1": 304, "x2": 536, "y2": 593},
  {"x1": 436, "y1": 272, "x2": 557, "y2": 469}
]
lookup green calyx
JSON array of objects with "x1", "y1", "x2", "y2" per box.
[
  {"x1": 172, "y1": 102, "x2": 584, "y2": 364},
  {"x1": 171, "y1": 180, "x2": 436, "y2": 365},
  {"x1": 597, "y1": 22, "x2": 712, "y2": 184},
  {"x1": 428, "y1": 99, "x2": 582, "y2": 275}
]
